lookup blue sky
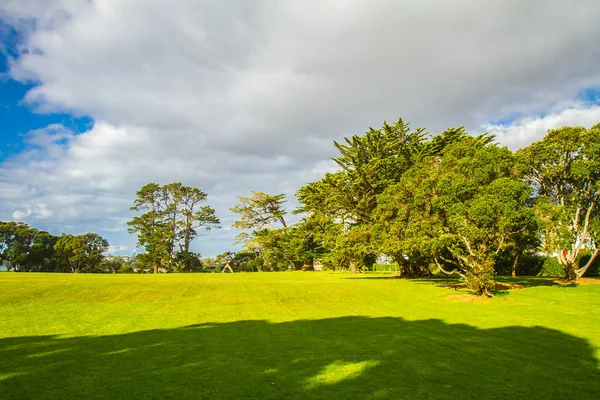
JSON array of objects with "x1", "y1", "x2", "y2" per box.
[
  {"x1": 0, "y1": 23, "x2": 94, "y2": 161},
  {"x1": 1, "y1": 1, "x2": 600, "y2": 256}
]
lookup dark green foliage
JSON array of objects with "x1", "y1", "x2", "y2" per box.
[
  {"x1": 580, "y1": 250, "x2": 600, "y2": 278},
  {"x1": 539, "y1": 257, "x2": 565, "y2": 277},
  {"x1": 174, "y1": 251, "x2": 204, "y2": 272},
  {"x1": 117, "y1": 264, "x2": 135, "y2": 274},
  {"x1": 298, "y1": 119, "x2": 429, "y2": 273},
  {"x1": 0, "y1": 221, "x2": 110, "y2": 273},
  {"x1": 53, "y1": 233, "x2": 109, "y2": 273},
  {"x1": 372, "y1": 263, "x2": 400, "y2": 272},
  {"x1": 100, "y1": 257, "x2": 123, "y2": 274},
  {"x1": 231, "y1": 192, "x2": 324, "y2": 271},
  {"x1": 377, "y1": 136, "x2": 537, "y2": 295}
]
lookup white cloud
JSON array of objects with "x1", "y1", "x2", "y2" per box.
[
  {"x1": 107, "y1": 244, "x2": 131, "y2": 255},
  {"x1": 487, "y1": 104, "x2": 600, "y2": 150},
  {"x1": 11, "y1": 209, "x2": 31, "y2": 220},
  {"x1": 11, "y1": 203, "x2": 53, "y2": 220},
  {"x1": 1, "y1": 0, "x2": 600, "y2": 255}
]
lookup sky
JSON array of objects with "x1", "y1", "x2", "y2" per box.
[{"x1": 1, "y1": 0, "x2": 600, "y2": 257}]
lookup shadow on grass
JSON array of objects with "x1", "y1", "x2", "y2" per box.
[
  {"x1": 1, "y1": 317, "x2": 598, "y2": 399},
  {"x1": 412, "y1": 276, "x2": 583, "y2": 291}
]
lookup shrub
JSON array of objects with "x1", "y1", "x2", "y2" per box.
[
  {"x1": 538, "y1": 257, "x2": 563, "y2": 277},
  {"x1": 373, "y1": 263, "x2": 400, "y2": 272},
  {"x1": 118, "y1": 264, "x2": 134, "y2": 274}
]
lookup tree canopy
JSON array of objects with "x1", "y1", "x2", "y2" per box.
[
  {"x1": 517, "y1": 123, "x2": 600, "y2": 281},
  {"x1": 128, "y1": 182, "x2": 220, "y2": 273}
]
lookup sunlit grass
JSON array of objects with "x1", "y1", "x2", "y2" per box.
[{"x1": 0, "y1": 272, "x2": 599, "y2": 399}]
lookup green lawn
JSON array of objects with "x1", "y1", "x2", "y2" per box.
[{"x1": 0, "y1": 272, "x2": 599, "y2": 399}]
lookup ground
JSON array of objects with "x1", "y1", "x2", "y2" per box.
[{"x1": 0, "y1": 272, "x2": 599, "y2": 399}]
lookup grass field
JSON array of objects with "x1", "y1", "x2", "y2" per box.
[{"x1": 1, "y1": 272, "x2": 599, "y2": 399}]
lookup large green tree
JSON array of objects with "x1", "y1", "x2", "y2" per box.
[
  {"x1": 373, "y1": 128, "x2": 477, "y2": 276},
  {"x1": 128, "y1": 183, "x2": 220, "y2": 273},
  {"x1": 517, "y1": 123, "x2": 600, "y2": 281},
  {"x1": 378, "y1": 136, "x2": 536, "y2": 296},
  {"x1": 297, "y1": 119, "x2": 428, "y2": 273},
  {"x1": 0, "y1": 221, "x2": 60, "y2": 272}
]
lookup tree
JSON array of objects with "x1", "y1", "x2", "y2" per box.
[
  {"x1": 231, "y1": 192, "x2": 289, "y2": 271},
  {"x1": 517, "y1": 124, "x2": 600, "y2": 282},
  {"x1": 296, "y1": 119, "x2": 428, "y2": 273},
  {"x1": 101, "y1": 255, "x2": 124, "y2": 274},
  {"x1": 53, "y1": 233, "x2": 109, "y2": 273},
  {"x1": 231, "y1": 192, "x2": 288, "y2": 230},
  {"x1": 280, "y1": 218, "x2": 326, "y2": 270},
  {"x1": 373, "y1": 128, "x2": 477, "y2": 277},
  {"x1": 0, "y1": 221, "x2": 60, "y2": 272},
  {"x1": 378, "y1": 136, "x2": 536, "y2": 296},
  {"x1": 0, "y1": 221, "x2": 35, "y2": 271},
  {"x1": 174, "y1": 251, "x2": 204, "y2": 272},
  {"x1": 25, "y1": 230, "x2": 58, "y2": 272},
  {"x1": 128, "y1": 183, "x2": 220, "y2": 273},
  {"x1": 128, "y1": 183, "x2": 170, "y2": 273},
  {"x1": 178, "y1": 186, "x2": 220, "y2": 255}
]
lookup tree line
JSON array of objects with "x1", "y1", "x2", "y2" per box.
[
  {"x1": 0, "y1": 222, "x2": 108, "y2": 273},
  {"x1": 1, "y1": 118, "x2": 598, "y2": 296},
  {"x1": 226, "y1": 119, "x2": 599, "y2": 296}
]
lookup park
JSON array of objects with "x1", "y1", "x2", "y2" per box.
[
  {"x1": 1, "y1": 120, "x2": 600, "y2": 398},
  {"x1": 1, "y1": 271, "x2": 599, "y2": 399},
  {"x1": 2, "y1": 2, "x2": 600, "y2": 398}
]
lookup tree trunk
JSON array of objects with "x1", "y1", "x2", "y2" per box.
[
  {"x1": 393, "y1": 255, "x2": 407, "y2": 276},
  {"x1": 563, "y1": 261, "x2": 578, "y2": 283},
  {"x1": 302, "y1": 258, "x2": 315, "y2": 271},
  {"x1": 464, "y1": 258, "x2": 495, "y2": 297},
  {"x1": 153, "y1": 264, "x2": 158, "y2": 274},
  {"x1": 350, "y1": 261, "x2": 357, "y2": 274},
  {"x1": 511, "y1": 254, "x2": 519, "y2": 278}
]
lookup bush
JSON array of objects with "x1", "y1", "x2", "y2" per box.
[
  {"x1": 118, "y1": 264, "x2": 134, "y2": 274},
  {"x1": 538, "y1": 257, "x2": 563, "y2": 277},
  {"x1": 494, "y1": 252, "x2": 546, "y2": 276},
  {"x1": 373, "y1": 263, "x2": 400, "y2": 272},
  {"x1": 517, "y1": 253, "x2": 546, "y2": 276},
  {"x1": 496, "y1": 251, "x2": 598, "y2": 278}
]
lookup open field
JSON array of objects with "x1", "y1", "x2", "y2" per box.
[{"x1": 1, "y1": 272, "x2": 599, "y2": 399}]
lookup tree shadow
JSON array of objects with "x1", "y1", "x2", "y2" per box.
[
  {"x1": 412, "y1": 275, "x2": 582, "y2": 291},
  {"x1": 1, "y1": 317, "x2": 598, "y2": 399}
]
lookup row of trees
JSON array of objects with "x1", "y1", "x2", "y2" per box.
[
  {"x1": 0, "y1": 221, "x2": 109, "y2": 273},
  {"x1": 1, "y1": 183, "x2": 222, "y2": 274},
  {"x1": 228, "y1": 120, "x2": 599, "y2": 296},
  {"x1": 3, "y1": 119, "x2": 598, "y2": 295}
]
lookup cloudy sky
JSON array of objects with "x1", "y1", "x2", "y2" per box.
[{"x1": 1, "y1": 0, "x2": 600, "y2": 257}]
